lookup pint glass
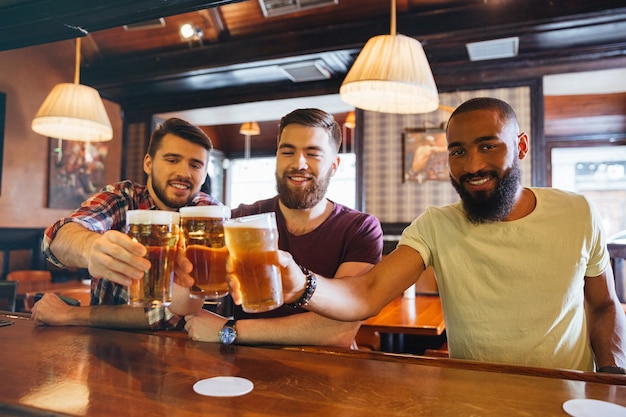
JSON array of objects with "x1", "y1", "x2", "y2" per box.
[
  {"x1": 125, "y1": 210, "x2": 180, "y2": 307},
  {"x1": 223, "y1": 212, "x2": 283, "y2": 313},
  {"x1": 179, "y1": 205, "x2": 231, "y2": 300}
]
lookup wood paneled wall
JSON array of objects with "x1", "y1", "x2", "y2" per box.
[{"x1": 545, "y1": 92, "x2": 626, "y2": 138}]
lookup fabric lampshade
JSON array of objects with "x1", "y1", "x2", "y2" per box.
[
  {"x1": 344, "y1": 111, "x2": 356, "y2": 128},
  {"x1": 32, "y1": 37, "x2": 113, "y2": 142},
  {"x1": 239, "y1": 122, "x2": 261, "y2": 136},
  {"x1": 339, "y1": 33, "x2": 439, "y2": 114},
  {"x1": 31, "y1": 82, "x2": 113, "y2": 142}
]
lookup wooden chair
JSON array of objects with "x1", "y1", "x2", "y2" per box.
[
  {"x1": 58, "y1": 288, "x2": 92, "y2": 307},
  {"x1": 6, "y1": 270, "x2": 52, "y2": 283},
  {"x1": 354, "y1": 327, "x2": 381, "y2": 351},
  {"x1": 423, "y1": 342, "x2": 449, "y2": 358},
  {"x1": 0, "y1": 281, "x2": 18, "y2": 312},
  {"x1": 6, "y1": 270, "x2": 52, "y2": 311}
]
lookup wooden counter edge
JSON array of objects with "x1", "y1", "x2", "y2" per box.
[
  {"x1": 3, "y1": 311, "x2": 623, "y2": 386},
  {"x1": 287, "y1": 345, "x2": 626, "y2": 385}
]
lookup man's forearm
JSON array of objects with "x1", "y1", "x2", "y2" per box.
[
  {"x1": 236, "y1": 312, "x2": 361, "y2": 348},
  {"x1": 50, "y1": 223, "x2": 99, "y2": 268},
  {"x1": 43, "y1": 305, "x2": 151, "y2": 329}
]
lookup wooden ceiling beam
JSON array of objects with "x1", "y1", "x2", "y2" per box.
[
  {"x1": 122, "y1": 79, "x2": 344, "y2": 121},
  {"x1": 81, "y1": 1, "x2": 626, "y2": 90},
  {"x1": 0, "y1": 0, "x2": 242, "y2": 51}
]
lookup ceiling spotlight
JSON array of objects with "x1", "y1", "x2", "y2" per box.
[{"x1": 180, "y1": 23, "x2": 204, "y2": 45}]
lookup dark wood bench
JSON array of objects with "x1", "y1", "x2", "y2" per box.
[{"x1": 0, "y1": 228, "x2": 46, "y2": 280}]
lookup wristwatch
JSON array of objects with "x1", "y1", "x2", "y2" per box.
[{"x1": 218, "y1": 319, "x2": 237, "y2": 345}]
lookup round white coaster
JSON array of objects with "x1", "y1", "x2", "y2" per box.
[
  {"x1": 193, "y1": 376, "x2": 254, "y2": 397},
  {"x1": 563, "y1": 399, "x2": 626, "y2": 417}
]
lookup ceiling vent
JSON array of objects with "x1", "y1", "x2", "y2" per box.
[
  {"x1": 466, "y1": 37, "x2": 519, "y2": 61},
  {"x1": 259, "y1": 0, "x2": 338, "y2": 18},
  {"x1": 123, "y1": 18, "x2": 166, "y2": 31},
  {"x1": 279, "y1": 60, "x2": 331, "y2": 82}
]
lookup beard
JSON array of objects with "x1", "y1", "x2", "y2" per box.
[
  {"x1": 151, "y1": 176, "x2": 197, "y2": 209},
  {"x1": 276, "y1": 168, "x2": 332, "y2": 209},
  {"x1": 450, "y1": 164, "x2": 522, "y2": 224}
]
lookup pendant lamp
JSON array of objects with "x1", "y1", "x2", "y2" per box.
[
  {"x1": 339, "y1": 0, "x2": 439, "y2": 114},
  {"x1": 32, "y1": 38, "x2": 113, "y2": 142},
  {"x1": 239, "y1": 122, "x2": 261, "y2": 159},
  {"x1": 342, "y1": 111, "x2": 356, "y2": 154},
  {"x1": 344, "y1": 111, "x2": 356, "y2": 129}
]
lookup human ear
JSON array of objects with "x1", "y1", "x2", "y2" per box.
[
  {"x1": 517, "y1": 133, "x2": 529, "y2": 159},
  {"x1": 143, "y1": 153, "x2": 152, "y2": 176}
]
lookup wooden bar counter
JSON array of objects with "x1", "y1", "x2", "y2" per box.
[{"x1": 1, "y1": 312, "x2": 625, "y2": 417}]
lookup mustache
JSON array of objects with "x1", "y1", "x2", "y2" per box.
[
  {"x1": 460, "y1": 170, "x2": 495, "y2": 182},
  {"x1": 169, "y1": 177, "x2": 193, "y2": 186},
  {"x1": 285, "y1": 169, "x2": 312, "y2": 178}
]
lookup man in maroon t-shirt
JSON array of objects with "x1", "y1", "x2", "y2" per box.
[{"x1": 184, "y1": 108, "x2": 382, "y2": 348}]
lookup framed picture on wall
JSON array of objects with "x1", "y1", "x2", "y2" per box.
[
  {"x1": 47, "y1": 139, "x2": 109, "y2": 209},
  {"x1": 402, "y1": 128, "x2": 448, "y2": 183}
]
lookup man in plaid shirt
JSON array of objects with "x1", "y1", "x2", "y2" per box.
[{"x1": 32, "y1": 118, "x2": 220, "y2": 329}]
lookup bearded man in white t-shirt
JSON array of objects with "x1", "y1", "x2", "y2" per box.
[{"x1": 237, "y1": 97, "x2": 626, "y2": 373}]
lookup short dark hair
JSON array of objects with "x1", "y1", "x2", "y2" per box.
[
  {"x1": 448, "y1": 97, "x2": 519, "y2": 132},
  {"x1": 147, "y1": 118, "x2": 213, "y2": 158},
  {"x1": 278, "y1": 108, "x2": 342, "y2": 152}
]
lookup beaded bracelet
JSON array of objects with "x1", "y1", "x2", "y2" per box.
[
  {"x1": 597, "y1": 365, "x2": 626, "y2": 374},
  {"x1": 289, "y1": 265, "x2": 317, "y2": 308}
]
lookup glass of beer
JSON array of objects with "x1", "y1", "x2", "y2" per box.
[
  {"x1": 125, "y1": 210, "x2": 180, "y2": 307},
  {"x1": 223, "y1": 212, "x2": 283, "y2": 313},
  {"x1": 179, "y1": 205, "x2": 231, "y2": 300}
]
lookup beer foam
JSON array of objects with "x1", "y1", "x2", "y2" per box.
[
  {"x1": 224, "y1": 212, "x2": 277, "y2": 229},
  {"x1": 179, "y1": 205, "x2": 231, "y2": 219},
  {"x1": 126, "y1": 210, "x2": 180, "y2": 225}
]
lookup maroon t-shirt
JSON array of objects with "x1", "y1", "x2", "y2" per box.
[{"x1": 229, "y1": 196, "x2": 383, "y2": 319}]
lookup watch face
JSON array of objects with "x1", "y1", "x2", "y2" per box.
[{"x1": 219, "y1": 326, "x2": 237, "y2": 345}]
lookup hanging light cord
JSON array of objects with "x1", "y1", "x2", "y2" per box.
[
  {"x1": 74, "y1": 37, "x2": 81, "y2": 84},
  {"x1": 244, "y1": 134, "x2": 251, "y2": 159},
  {"x1": 56, "y1": 37, "x2": 82, "y2": 158},
  {"x1": 390, "y1": 0, "x2": 396, "y2": 36}
]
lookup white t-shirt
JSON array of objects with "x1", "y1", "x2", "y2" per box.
[{"x1": 399, "y1": 187, "x2": 610, "y2": 371}]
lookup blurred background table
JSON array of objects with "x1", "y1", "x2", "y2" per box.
[{"x1": 358, "y1": 295, "x2": 446, "y2": 354}]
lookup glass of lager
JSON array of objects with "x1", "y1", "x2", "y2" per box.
[
  {"x1": 223, "y1": 212, "x2": 283, "y2": 313},
  {"x1": 179, "y1": 205, "x2": 231, "y2": 301},
  {"x1": 125, "y1": 210, "x2": 180, "y2": 307}
]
